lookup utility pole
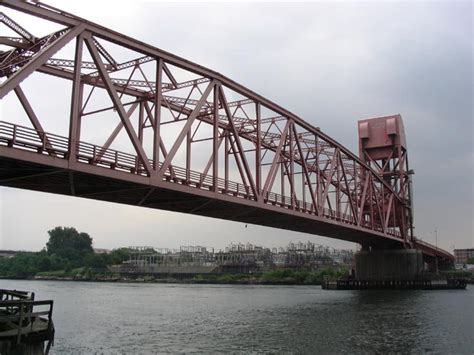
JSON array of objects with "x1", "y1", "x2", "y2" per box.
[{"x1": 434, "y1": 228, "x2": 439, "y2": 275}]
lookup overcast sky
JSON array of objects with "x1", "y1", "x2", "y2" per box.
[{"x1": 0, "y1": 0, "x2": 472, "y2": 253}]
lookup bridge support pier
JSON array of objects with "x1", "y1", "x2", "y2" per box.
[{"x1": 355, "y1": 249, "x2": 423, "y2": 280}]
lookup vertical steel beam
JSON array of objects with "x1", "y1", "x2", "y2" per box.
[
  {"x1": 255, "y1": 102, "x2": 261, "y2": 200},
  {"x1": 336, "y1": 156, "x2": 341, "y2": 217},
  {"x1": 315, "y1": 134, "x2": 321, "y2": 208},
  {"x1": 289, "y1": 121, "x2": 295, "y2": 208},
  {"x1": 225, "y1": 132, "x2": 229, "y2": 192},
  {"x1": 281, "y1": 160, "x2": 285, "y2": 201},
  {"x1": 186, "y1": 130, "x2": 191, "y2": 182},
  {"x1": 212, "y1": 85, "x2": 219, "y2": 191},
  {"x1": 138, "y1": 100, "x2": 144, "y2": 143},
  {"x1": 153, "y1": 59, "x2": 163, "y2": 170},
  {"x1": 68, "y1": 33, "x2": 84, "y2": 166}
]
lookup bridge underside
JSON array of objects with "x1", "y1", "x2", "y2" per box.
[{"x1": 0, "y1": 151, "x2": 402, "y2": 249}]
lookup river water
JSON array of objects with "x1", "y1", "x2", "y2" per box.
[{"x1": 1, "y1": 280, "x2": 473, "y2": 354}]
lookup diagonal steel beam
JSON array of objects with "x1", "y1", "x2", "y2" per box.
[
  {"x1": 157, "y1": 80, "x2": 217, "y2": 180},
  {"x1": 13, "y1": 85, "x2": 55, "y2": 155},
  {"x1": 319, "y1": 148, "x2": 339, "y2": 215},
  {"x1": 84, "y1": 34, "x2": 152, "y2": 175},
  {"x1": 262, "y1": 119, "x2": 290, "y2": 197},
  {"x1": 339, "y1": 152, "x2": 358, "y2": 224},
  {"x1": 162, "y1": 63, "x2": 178, "y2": 87},
  {"x1": 358, "y1": 170, "x2": 370, "y2": 224},
  {"x1": 0, "y1": 24, "x2": 85, "y2": 99},
  {"x1": 0, "y1": 12, "x2": 35, "y2": 42},
  {"x1": 92, "y1": 37, "x2": 117, "y2": 69},
  {"x1": 293, "y1": 124, "x2": 318, "y2": 214},
  {"x1": 200, "y1": 132, "x2": 225, "y2": 185},
  {"x1": 0, "y1": 36, "x2": 30, "y2": 49},
  {"x1": 219, "y1": 85, "x2": 257, "y2": 198},
  {"x1": 95, "y1": 102, "x2": 139, "y2": 161},
  {"x1": 384, "y1": 193, "x2": 394, "y2": 231}
]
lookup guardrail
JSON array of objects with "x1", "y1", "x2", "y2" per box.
[
  {"x1": 0, "y1": 120, "x2": 402, "y2": 239},
  {"x1": 0, "y1": 289, "x2": 54, "y2": 346}
]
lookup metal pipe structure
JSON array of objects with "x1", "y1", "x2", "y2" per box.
[{"x1": 0, "y1": 0, "x2": 453, "y2": 262}]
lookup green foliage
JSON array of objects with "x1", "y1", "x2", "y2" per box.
[
  {"x1": 84, "y1": 253, "x2": 108, "y2": 268},
  {"x1": 107, "y1": 248, "x2": 131, "y2": 265},
  {"x1": 190, "y1": 267, "x2": 350, "y2": 285},
  {"x1": 466, "y1": 257, "x2": 474, "y2": 264},
  {"x1": 0, "y1": 226, "x2": 131, "y2": 279},
  {"x1": 46, "y1": 226, "x2": 93, "y2": 267},
  {"x1": 261, "y1": 267, "x2": 348, "y2": 284}
]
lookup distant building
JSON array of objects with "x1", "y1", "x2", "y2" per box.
[
  {"x1": 454, "y1": 248, "x2": 474, "y2": 264},
  {"x1": 93, "y1": 248, "x2": 111, "y2": 254},
  {"x1": 0, "y1": 250, "x2": 17, "y2": 258}
]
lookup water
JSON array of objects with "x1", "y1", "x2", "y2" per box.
[{"x1": 1, "y1": 280, "x2": 473, "y2": 354}]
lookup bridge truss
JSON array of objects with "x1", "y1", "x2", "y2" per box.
[{"x1": 0, "y1": 0, "x2": 453, "y2": 260}]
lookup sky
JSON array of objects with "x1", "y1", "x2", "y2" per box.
[{"x1": 0, "y1": 0, "x2": 472, "y2": 253}]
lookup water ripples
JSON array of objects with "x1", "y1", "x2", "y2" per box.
[{"x1": 0, "y1": 280, "x2": 472, "y2": 354}]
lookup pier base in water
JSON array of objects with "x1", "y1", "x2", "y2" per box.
[
  {"x1": 322, "y1": 249, "x2": 467, "y2": 290},
  {"x1": 355, "y1": 249, "x2": 423, "y2": 280}
]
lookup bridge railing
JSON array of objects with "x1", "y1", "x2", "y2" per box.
[{"x1": 0, "y1": 120, "x2": 403, "y2": 239}]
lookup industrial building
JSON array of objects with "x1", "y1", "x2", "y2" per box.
[
  {"x1": 111, "y1": 241, "x2": 355, "y2": 276},
  {"x1": 453, "y1": 248, "x2": 474, "y2": 264}
]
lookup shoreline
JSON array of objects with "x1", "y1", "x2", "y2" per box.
[
  {"x1": 2, "y1": 275, "x2": 472, "y2": 286},
  {"x1": 0, "y1": 275, "x2": 324, "y2": 286}
]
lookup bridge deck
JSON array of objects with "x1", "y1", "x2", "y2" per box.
[{"x1": 0, "y1": 121, "x2": 403, "y2": 249}]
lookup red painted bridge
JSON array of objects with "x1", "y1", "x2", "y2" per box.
[{"x1": 0, "y1": 0, "x2": 452, "y2": 263}]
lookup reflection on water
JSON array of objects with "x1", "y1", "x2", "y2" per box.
[{"x1": 1, "y1": 280, "x2": 472, "y2": 354}]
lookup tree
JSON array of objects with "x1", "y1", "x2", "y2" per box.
[
  {"x1": 46, "y1": 226, "x2": 93, "y2": 266},
  {"x1": 107, "y1": 248, "x2": 131, "y2": 265},
  {"x1": 467, "y1": 257, "x2": 474, "y2": 264}
]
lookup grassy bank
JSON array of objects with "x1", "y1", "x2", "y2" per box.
[
  {"x1": 12, "y1": 267, "x2": 349, "y2": 285},
  {"x1": 191, "y1": 268, "x2": 349, "y2": 285}
]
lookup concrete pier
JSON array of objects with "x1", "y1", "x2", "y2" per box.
[{"x1": 355, "y1": 249, "x2": 423, "y2": 280}]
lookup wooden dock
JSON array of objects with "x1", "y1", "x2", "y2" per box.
[{"x1": 0, "y1": 289, "x2": 54, "y2": 355}]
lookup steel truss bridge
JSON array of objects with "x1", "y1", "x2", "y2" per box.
[{"x1": 0, "y1": 0, "x2": 452, "y2": 263}]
